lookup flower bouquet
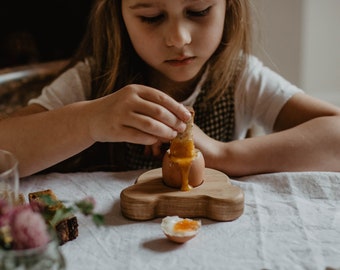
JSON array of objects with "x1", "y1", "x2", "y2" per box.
[{"x1": 0, "y1": 192, "x2": 104, "y2": 270}]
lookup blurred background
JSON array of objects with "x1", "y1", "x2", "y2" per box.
[
  {"x1": 0, "y1": 0, "x2": 92, "y2": 68},
  {"x1": 253, "y1": 0, "x2": 340, "y2": 106},
  {"x1": 0, "y1": 0, "x2": 339, "y2": 105}
]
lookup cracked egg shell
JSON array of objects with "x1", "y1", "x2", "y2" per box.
[
  {"x1": 161, "y1": 216, "x2": 201, "y2": 244},
  {"x1": 162, "y1": 149, "x2": 205, "y2": 189}
]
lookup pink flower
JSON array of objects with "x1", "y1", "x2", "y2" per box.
[
  {"x1": 80, "y1": 196, "x2": 96, "y2": 207},
  {"x1": 10, "y1": 206, "x2": 50, "y2": 250},
  {"x1": 75, "y1": 196, "x2": 96, "y2": 216}
]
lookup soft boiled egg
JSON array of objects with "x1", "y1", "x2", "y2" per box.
[{"x1": 161, "y1": 216, "x2": 201, "y2": 244}]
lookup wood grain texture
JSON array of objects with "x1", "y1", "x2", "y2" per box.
[{"x1": 120, "y1": 168, "x2": 244, "y2": 221}]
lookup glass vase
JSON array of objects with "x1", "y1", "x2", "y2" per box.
[{"x1": 0, "y1": 236, "x2": 65, "y2": 270}]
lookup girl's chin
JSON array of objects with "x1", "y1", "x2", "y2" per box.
[
  {"x1": 147, "y1": 65, "x2": 204, "y2": 87},
  {"x1": 163, "y1": 70, "x2": 202, "y2": 84}
]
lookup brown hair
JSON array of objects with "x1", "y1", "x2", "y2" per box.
[
  {"x1": 72, "y1": 0, "x2": 252, "y2": 102},
  {"x1": 206, "y1": 0, "x2": 252, "y2": 102}
]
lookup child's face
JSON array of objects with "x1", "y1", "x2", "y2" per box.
[{"x1": 122, "y1": 0, "x2": 226, "y2": 83}]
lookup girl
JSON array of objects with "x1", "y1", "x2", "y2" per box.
[{"x1": 1, "y1": 0, "x2": 340, "y2": 177}]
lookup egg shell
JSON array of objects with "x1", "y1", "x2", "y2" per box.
[
  {"x1": 162, "y1": 149, "x2": 205, "y2": 189},
  {"x1": 161, "y1": 216, "x2": 201, "y2": 244},
  {"x1": 164, "y1": 233, "x2": 197, "y2": 244}
]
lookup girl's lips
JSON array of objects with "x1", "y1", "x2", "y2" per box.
[{"x1": 165, "y1": 57, "x2": 195, "y2": 66}]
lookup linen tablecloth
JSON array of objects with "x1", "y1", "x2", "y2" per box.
[{"x1": 21, "y1": 170, "x2": 340, "y2": 270}]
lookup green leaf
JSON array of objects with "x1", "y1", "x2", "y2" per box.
[
  {"x1": 75, "y1": 199, "x2": 95, "y2": 216},
  {"x1": 92, "y1": 214, "x2": 105, "y2": 227},
  {"x1": 49, "y1": 207, "x2": 74, "y2": 227}
]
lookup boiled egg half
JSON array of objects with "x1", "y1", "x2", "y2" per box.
[{"x1": 161, "y1": 216, "x2": 201, "y2": 243}]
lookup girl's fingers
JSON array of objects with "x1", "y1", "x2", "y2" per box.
[
  {"x1": 116, "y1": 125, "x2": 159, "y2": 145},
  {"x1": 87, "y1": 84, "x2": 191, "y2": 145},
  {"x1": 132, "y1": 102, "x2": 187, "y2": 133},
  {"x1": 144, "y1": 141, "x2": 170, "y2": 158},
  {"x1": 137, "y1": 86, "x2": 192, "y2": 123},
  {"x1": 123, "y1": 111, "x2": 178, "y2": 140}
]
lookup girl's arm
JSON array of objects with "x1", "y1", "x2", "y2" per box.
[
  {"x1": 195, "y1": 93, "x2": 340, "y2": 176},
  {"x1": 0, "y1": 85, "x2": 191, "y2": 177},
  {"x1": 0, "y1": 103, "x2": 96, "y2": 177}
]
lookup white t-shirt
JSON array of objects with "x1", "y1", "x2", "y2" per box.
[{"x1": 29, "y1": 56, "x2": 303, "y2": 140}]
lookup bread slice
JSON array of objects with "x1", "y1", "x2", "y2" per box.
[{"x1": 28, "y1": 189, "x2": 78, "y2": 245}]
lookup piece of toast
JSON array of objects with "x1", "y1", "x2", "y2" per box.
[
  {"x1": 28, "y1": 189, "x2": 78, "y2": 245},
  {"x1": 169, "y1": 107, "x2": 195, "y2": 158},
  {"x1": 174, "y1": 106, "x2": 194, "y2": 142}
]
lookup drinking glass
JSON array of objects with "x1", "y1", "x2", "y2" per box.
[
  {"x1": 0, "y1": 233, "x2": 66, "y2": 270},
  {"x1": 0, "y1": 149, "x2": 19, "y2": 206}
]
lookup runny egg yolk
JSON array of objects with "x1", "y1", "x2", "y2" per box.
[
  {"x1": 173, "y1": 219, "x2": 201, "y2": 233},
  {"x1": 169, "y1": 138, "x2": 195, "y2": 158},
  {"x1": 169, "y1": 138, "x2": 196, "y2": 191},
  {"x1": 161, "y1": 216, "x2": 201, "y2": 242}
]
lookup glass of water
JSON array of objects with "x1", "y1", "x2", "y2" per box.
[{"x1": 0, "y1": 149, "x2": 19, "y2": 206}]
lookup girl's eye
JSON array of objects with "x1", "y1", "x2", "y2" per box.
[
  {"x1": 140, "y1": 14, "x2": 164, "y2": 24},
  {"x1": 186, "y1": 6, "x2": 211, "y2": 17},
  {"x1": 138, "y1": 6, "x2": 211, "y2": 24}
]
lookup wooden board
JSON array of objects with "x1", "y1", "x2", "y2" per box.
[{"x1": 120, "y1": 168, "x2": 244, "y2": 221}]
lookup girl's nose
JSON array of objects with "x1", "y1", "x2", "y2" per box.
[{"x1": 165, "y1": 21, "x2": 191, "y2": 48}]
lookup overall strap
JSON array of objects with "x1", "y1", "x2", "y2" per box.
[{"x1": 193, "y1": 84, "x2": 235, "y2": 142}]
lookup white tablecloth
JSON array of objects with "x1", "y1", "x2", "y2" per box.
[{"x1": 21, "y1": 170, "x2": 340, "y2": 270}]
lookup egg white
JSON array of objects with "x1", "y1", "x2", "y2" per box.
[{"x1": 161, "y1": 216, "x2": 201, "y2": 237}]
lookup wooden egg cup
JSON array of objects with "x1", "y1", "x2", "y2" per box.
[{"x1": 120, "y1": 168, "x2": 244, "y2": 222}]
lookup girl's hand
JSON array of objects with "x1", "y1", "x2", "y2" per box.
[
  {"x1": 85, "y1": 84, "x2": 192, "y2": 145},
  {"x1": 143, "y1": 140, "x2": 170, "y2": 159},
  {"x1": 144, "y1": 124, "x2": 224, "y2": 165},
  {"x1": 192, "y1": 124, "x2": 225, "y2": 169}
]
